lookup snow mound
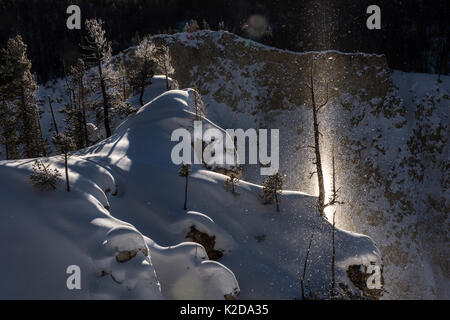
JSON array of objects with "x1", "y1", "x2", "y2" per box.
[{"x1": 0, "y1": 87, "x2": 380, "y2": 299}]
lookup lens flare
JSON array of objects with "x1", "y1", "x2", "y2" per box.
[{"x1": 242, "y1": 14, "x2": 271, "y2": 40}]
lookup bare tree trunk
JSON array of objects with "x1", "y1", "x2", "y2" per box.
[
  {"x1": 139, "y1": 76, "x2": 146, "y2": 107},
  {"x1": 164, "y1": 64, "x2": 169, "y2": 90},
  {"x1": 309, "y1": 67, "x2": 326, "y2": 214},
  {"x1": 98, "y1": 62, "x2": 111, "y2": 138},
  {"x1": 79, "y1": 83, "x2": 89, "y2": 148},
  {"x1": 184, "y1": 175, "x2": 188, "y2": 210},
  {"x1": 331, "y1": 210, "x2": 336, "y2": 297},
  {"x1": 36, "y1": 116, "x2": 47, "y2": 157},
  {"x1": 48, "y1": 96, "x2": 59, "y2": 135},
  {"x1": 301, "y1": 233, "x2": 314, "y2": 300},
  {"x1": 62, "y1": 60, "x2": 73, "y2": 110},
  {"x1": 275, "y1": 191, "x2": 280, "y2": 212},
  {"x1": 5, "y1": 140, "x2": 9, "y2": 160},
  {"x1": 64, "y1": 151, "x2": 70, "y2": 192}
]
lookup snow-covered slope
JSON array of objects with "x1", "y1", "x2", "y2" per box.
[
  {"x1": 146, "y1": 31, "x2": 449, "y2": 299},
  {"x1": 0, "y1": 87, "x2": 380, "y2": 299},
  {"x1": 3, "y1": 30, "x2": 446, "y2": 299}
]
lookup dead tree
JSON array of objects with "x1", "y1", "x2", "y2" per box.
[
  {"x1": 306, "y1": 61, "x2": 342, "y2": 215},
  {"x1": 330, "y1": 210, "x2": 336, "y2": 297},
  {"x1": 48, "y1": 96, "x2": 59, "y2": 135},
  {"x1": 323, "y1": 148, "x2": 343, "y2": 212},
  {"x1": 301, "y1": 233, "x2": 314, "y2": 300},
  {"x1": 306, "y1": 62, "x2": 328, "y2": 214},
  {"x1": 179, "y1": 164, "x2": 191, "y2": 210}
]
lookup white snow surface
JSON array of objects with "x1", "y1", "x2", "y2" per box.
[{"x1": 0, "y1": 85, "x2": 380, "y2": 299}]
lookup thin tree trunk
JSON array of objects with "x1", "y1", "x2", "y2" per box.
[
  {"x1": 164, "y1": 64, "x2": 169, "y2": 90},
  {"x1": 79, "y1": 83, "x2": 89, "y2": 147},
  {"x1": 5, "y1": 140, "x2": 9, "y2": 160},
  {"x1": 63, "y1": 60, "x2": 73, "y2": 110},
  {"x1": 20, "y1": 92, "x2": 34, "y2": 159},
  {"x1": 301, "y1": 233, "x2": 314, "y2": 300},
  {"x1": 184, "y1": 175, "x2": 188, "y2": 210},
  {"x1": 48, "y1": 96, "x2": 59, "y2": 135},
  {"x1": 98, "y1": 62, "x2": 111, "y2": 138},
  {"x1": 139, "y1": 80, "x2": 145, "y2": 107},
  {"x1": 331, "y1": 211, "x2": 336, "y2": 296},
  {"x1": 310, "y1": 68, "x2": 325, "y2": 214},
  {"x1": 275, "y1": 191, "x2": 280, "y2": 212},
  {"x1": 36, "y1": 116, "x2": 46, "y2": 157},
  {"x1": 64, "y1": 151, "x2": 70, "y2": 192}
]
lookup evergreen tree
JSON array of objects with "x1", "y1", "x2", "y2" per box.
[
  {"x1": 192, "y1": 89, "x2": 205, "y2": 120},
  {"x1": 225, "y1": 172, "x2": 239, "y2": 195},
  {"x1": 0, "y1": 35, "x2": 45, "y2": 158},
  {"x1": 154, "y1": 44, "x2": 174, "y2": 90},
  {"x1": 30, "y1": 159, "x2": 61, "y2": 191},
  {"x1": 262, "y1": 172, "x2": 283, "y2": 212},
  {"x1": 0, "y1": 97, "x2": 19, "y2": 159},
  {"x1": 81, "y1": 19, "x2": 113, "y2": 138},
  {"x1": 65, "y1": 58, "x2": 91, "y2": 149},
  {"x1": 132, "y1": 36, "x2": 157, "y2": 106},
  {"x1": 116, "y1": 55, "x2": 132, "y2": 101},
  {"x1": 52, "y1": 133, "x2": 75, "y2": 192},
  {"x1": 202, "y1": 19, "x2": 210, "y2": 30},
  {"x1": 183, "y1": 19, "x2": 200, "y2": 33}
]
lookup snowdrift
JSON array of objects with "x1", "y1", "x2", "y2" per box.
[{"x1": 0, "y1": 86, "x2": 381, "y2": 299}]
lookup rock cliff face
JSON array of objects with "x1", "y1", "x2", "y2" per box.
[{"x1": 151, "y1": 31, "x2": 448, "y2": 299}]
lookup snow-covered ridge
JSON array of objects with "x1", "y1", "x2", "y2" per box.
[
  {"x1": 3, "y1": 30, "x2": 447, "y2": 299},
  {"x1": 134, "y1": 31, "x2": 448, "y2": 299},
  {"x1": 0, "y1": 86, "x2": 381, "y2": 299}
]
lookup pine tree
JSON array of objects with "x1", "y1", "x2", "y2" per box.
[
  {"x1": 262, "y1": 173, "x2": 284, "y2": 212},
  {"x1": 154, "y1": 44, "x2": 174, "y2": 90},
  {"x1": 218, "y1": 21, "x2": 227, "y2": 31},
  {"x1": 0, "y1": 97, "x2": 19, "y2": 159},
  {"x1": 65, "y1": 58, "x2": 91, "y2": 148},
  {"x1": 52, "y1": 133, "x2": 75, "y2": 192},
  {"x1": 179, "y1": 164, "x2": 191, "y2": 210},
  {"x1": 81, "y1": 19, "x2": 113, "y2": 138},
  {"x1": 202, "y1": 19, "x2": 210, "y2": 30},
  {"x1": 193, "y1": 89, "x2": 205, "y2": 120},
  {"x1": 0, "y1": 35, "x2": 45, "y2": 158},
  {"x1": 183, "y1": 19, "x2": 200, "y2": 33},
  {"x1": 30, "y1": 159, "x2": 61, "y2": 191},
  {"x1": 225, "y1": 172, "x2": 239, "y2": 195},
  {"x1": 117, "y1": 55, "x2": 132, "y2": 101},
  {"x1": 132, "y1": 36, "x2": 157, "y2": 106}
]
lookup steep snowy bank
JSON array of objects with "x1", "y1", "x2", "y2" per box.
[{"x1": 0, "y1": 88, "x2": 380, "y2": 299}]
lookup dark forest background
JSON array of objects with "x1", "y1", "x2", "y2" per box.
[{"x1": 0, "y1": 0, "x2": 448, "y2": 83}]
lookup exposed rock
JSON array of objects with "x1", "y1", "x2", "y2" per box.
[
  {"x1": 186, "y1": 225, "x2": 223, "y2": 261},
  {"x1": 346, "y1": 265, "x2": 384, "y2": 300},
  {"x1": 120, "y1": 31, "x2": 448, "y2": 298},
  {"x1": 115, "y1": 247, "x2": 148, "y2": 263}
]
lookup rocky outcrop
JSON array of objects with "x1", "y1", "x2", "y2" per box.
[{"x1": 132, "y1": 31, "x2": 447, "y2": 299}]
